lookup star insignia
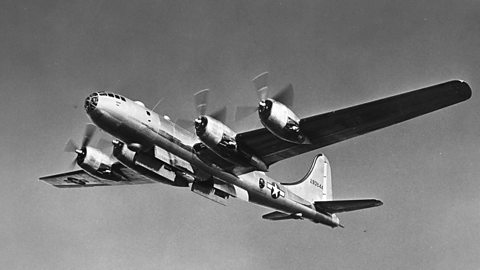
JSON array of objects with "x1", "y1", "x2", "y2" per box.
[{"x1": 266, "y1": 182, "x2": 285, "y2": 199}]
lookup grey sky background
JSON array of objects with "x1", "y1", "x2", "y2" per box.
[{"x1": 1, "y1": 1, "x2": 479, "y2": 269}]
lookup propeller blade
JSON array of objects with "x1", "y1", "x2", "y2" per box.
[
  {"x1": 82, "y1": 124, "x2": 97, "y2": 148},
  {"x1": 64, "y1": 139, "x2": 78, "y2": 153},
  {"x1": 194, "y1": 89, "x2": 209, "y2": 116},
  {"x1": 210, "y1": 106, "x2": 227, "y2": 123},
  {"x1": 235, "y1": 106, "x2": 258, "y2": 121},
  {"x1": 272, "y1": 83, "x2": 294, "y2": 107},
  {"x1": 96, "y1": 138, "x2": 112, "y2": 151},
  {"x1": 252, "y1": 72, "x2": 269, "y2": 101},
  {"x1": 69, "y1": 158, "x2": 77, "y2": 169},
  {"x1": 151, "y1": 97, "x2": 165, "y2": 112}
]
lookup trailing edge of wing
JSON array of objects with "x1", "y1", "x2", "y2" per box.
[
  {"x1": 314, "y1": 199, "x2": 383, "y2": 213},
  {"x1": 237, "y1": 80, "x2": 472, "y2": 166}
]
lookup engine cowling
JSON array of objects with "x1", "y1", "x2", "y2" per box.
[
  {"x1": 194, "y1": 115, "x2": 267, "y2": 171},
  {"x1": 195, "y1": 115, "x2": 237, "y2": 152},
  {"x1": 112, "y1": 140, "x2": 190, "y2": 187},
  {"x1": 258, "y1": 99, "x2": 308, "y2": 144},
  {"x1": 113, "y1": 140, "x2": 163, "y2": 171},
  {"x1": 77, "y1": 146, "x2": 119, "y2": 179}
]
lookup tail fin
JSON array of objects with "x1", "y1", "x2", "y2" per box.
[{"x1": 282, "y1": 153, "x2": 332, "y2": 203}]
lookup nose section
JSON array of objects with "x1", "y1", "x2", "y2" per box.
[{"x1": 84, "y1": 93, "x2": 98, "y2": 113}]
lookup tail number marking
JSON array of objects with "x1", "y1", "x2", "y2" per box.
[{"x1": 310, "y1": 179, "x2": 323, "y2": 190}]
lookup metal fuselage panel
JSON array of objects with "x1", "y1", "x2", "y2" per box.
[{"x1": 87, "y1": 95, "x2": 336, "y2": 226}]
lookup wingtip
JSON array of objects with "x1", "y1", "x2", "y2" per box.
[
  {"x1": 461, "y1": 81, "x2": 472, "y2": 100},
  {"x1": 453, "y1": 80, "x2": 472, "y2": 101}
]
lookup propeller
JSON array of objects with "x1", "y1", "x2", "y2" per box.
[
  {"x1": 176, "y1": 89, "x2": 227, "y2": 129},
  {"x1": 194, "y1": 89, "x2": 227, "y2": 123},
  {"x1": 96, "y1": 137, "x2": 113, "y2": 151},
  {"x1": 253, "y1": 72, "x2": 270, "y2": 101},
  {"x1": 272, "y1": 83, "x2": 294, "y2": 107},
  {"x1": 64, "y1": 124, "x2": 98, "y2": 168},
  {"x1": 235, "y1": 72, "x2": 295, "y2": 121},
  {"x1": 194, "y1": 89, "x2": 209, "y2": 116}
]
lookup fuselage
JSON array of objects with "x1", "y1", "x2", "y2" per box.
[{"x1": 84, "y1": 91, "x2": 339, "y2": 227}]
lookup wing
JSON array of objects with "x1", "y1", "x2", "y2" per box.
[
  {"x1": 237, "y1": 80, "x2": 471, "y2": 166},
  {"x1": 39, "y1": 163, "x2": 159, "y2": 188},
  {"x1": 40, "y1": 170, "x2": 108, "y2": 188},
  {"x1": 314, "y1": 199, "x2": 383, "y2": 213}
]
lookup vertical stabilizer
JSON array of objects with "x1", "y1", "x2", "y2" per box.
[{"x1": 282, "y1": 154, "x2": 332, "y2": 203}]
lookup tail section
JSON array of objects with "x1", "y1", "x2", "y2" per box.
[
  {"x1": 282, "y1": 153, "x2": 332, "y2": 203},
  {"x1": 280, "y1": 153, "x2": 382, "y2": 227}
]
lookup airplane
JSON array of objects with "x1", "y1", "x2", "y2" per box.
[{"x1": 40, "y1": 73, "x2": 472, "y2": 228}]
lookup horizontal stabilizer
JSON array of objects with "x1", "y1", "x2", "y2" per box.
[
  {"x1": 314, "y1": 199, "x2": 383, "y2": 213},
  {"x1": 262, "y1": 211, "x2": 303, "y2": 221}
]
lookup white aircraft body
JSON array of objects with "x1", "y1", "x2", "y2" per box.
[{"x1": 40, "y1": 74, "x2": 471, "y2": 228}]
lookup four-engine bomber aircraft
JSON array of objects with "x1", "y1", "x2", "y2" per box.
[{"x1": 40, "y1": 73, "x2": 472, "y2": 228}]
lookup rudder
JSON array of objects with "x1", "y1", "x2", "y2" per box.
[{"x1": 282, "y1": 153, "x2": 332, "y2": 203}]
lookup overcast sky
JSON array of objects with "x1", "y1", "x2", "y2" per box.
[{"x1": 1, "y1": 1, "x2": 479, "y2": 269}]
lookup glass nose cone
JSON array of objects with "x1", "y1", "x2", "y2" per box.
[{"x1": 84, "y1": 93, "x2": 98, "y2": 113}]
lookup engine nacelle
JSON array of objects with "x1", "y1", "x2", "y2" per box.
[
  {"x1": 127, "y1": 143, "x2": 143, "y2": 152},
  {"x1": 112, "y1": 141, "x2": 137, "y2": 166},
  {"x1": 195, "y1": 115, "x2": 237, "y2": 152},
  {"x1": 112, "y1": 140, "x2": 189, "y2": 187},
  {"x1": 258, "y1": 99, "x2": 308, "y2": 144},
  {"x1": 194, "y1": 115, "x2": 267, "y2": 171},
  {"x1": 113, "y1": 140, "x2": 163, "y2": 170},
  {"x1": 77, "y1": 146, "x2": 121, "y2": 180}
]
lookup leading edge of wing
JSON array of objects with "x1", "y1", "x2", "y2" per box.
[{"x1": 237, "y1": 80, "x2": 471, "y2": 165}]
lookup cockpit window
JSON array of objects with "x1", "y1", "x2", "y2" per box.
[
  {"x1": 85, "y1": 93, "x2": 98, "y2": 113},
  {"x1": 146, "y1": 111, "x2": 151, "y2": 116},
  {"x1": 96, "y1": 91, "x2": 125, "y2": 101}
]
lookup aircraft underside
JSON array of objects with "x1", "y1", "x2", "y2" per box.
[{"x1": 40, "y1": 74, "x2": 471, "y2": 228}]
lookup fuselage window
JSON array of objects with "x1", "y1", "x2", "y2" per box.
[{"x1": 107, "y1": 93, "x2": 114, "y2": 97}]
